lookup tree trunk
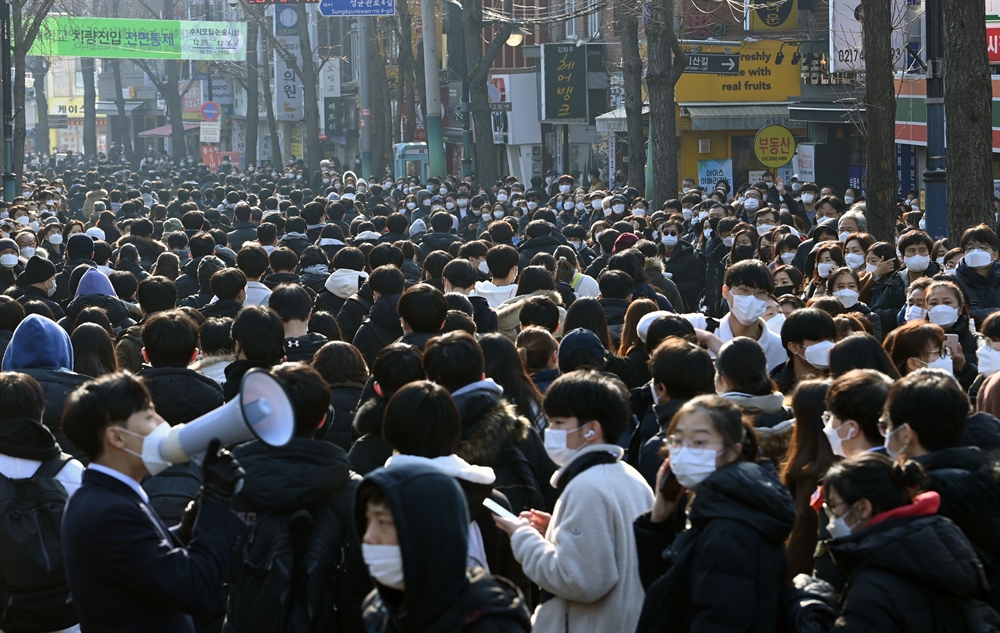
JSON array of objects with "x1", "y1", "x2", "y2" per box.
[
  {"x1": 13, "y1": 0, "x2": 58, "y2": 185},
  {"x1": 294, "y1": 4, "x2": 322, "y2": 175},
  {"x1": 111, "y1": 60, "x2": 135, "y2": 167},
  {"x1": 615, "y1": 0, "x2": 644, "y2": 191},
  {"x1": 81, "y1": 58, "x2": 97, "y2": 159},
  {"x1": 861, "y1": 0, "x2": 898, "y2": 242},
  {"x1": 945, "y1": 0, "x2": 993, "y2": 236},
  {"x1": 163, "y1": 61, "x2": 189, "y2": 163},
  {"x1": 464, "y1": 0, "x2": 511, "y2": 185},
  {"x1": 246, "y1": 23, "x2": 260, "y2": 168},
  {"x1": 645, "y1": 0, "x2": 685, "y2": 205},
  {"x1": 261, "y1": 33, "x2": 283, "y2": 168},
  {"x1": 32, "y1": 62, "x2": 49, "y2": 155},
  {"x1": 370, "y1": 18, "x2": 393, "y2": 178}
]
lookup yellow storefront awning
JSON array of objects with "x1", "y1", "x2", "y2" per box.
[{"x1": 678, "y1": 102, "x2": 790, "y2": 131}]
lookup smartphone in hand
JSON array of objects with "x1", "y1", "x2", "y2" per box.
[
  {"x1": 483, "y1": 498, "x2": 519, "y2": 522},
  {"x1": 659, "y1": 466, "x2": 684, "y2": 503}
]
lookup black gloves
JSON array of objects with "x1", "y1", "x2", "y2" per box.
[{"x1": 200, "y1": 438, "x2": 245, "y2": 507}]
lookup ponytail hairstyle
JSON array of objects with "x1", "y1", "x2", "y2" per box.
[
  {"x1": 554, "y1": 245, "x2": 579, "y2": 285},
  {"x1": 822, "y1": 452, "x2": 928, "y2": 516},
  {"x1": 515, "y1": 326, "x2": 558, "y2": 374}
]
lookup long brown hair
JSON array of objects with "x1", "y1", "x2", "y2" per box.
[
  {"x1": 781, "y1": 379, "x2": 835, "y2": 497},
  {"x1": 618, "y1": 299, "x2": 657, "y2": 356}
]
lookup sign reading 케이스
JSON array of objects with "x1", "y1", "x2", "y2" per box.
[
  {"x1": 753, "y1": 125, "x2": 796, "y2": 168},
  {"x1": 540, "y1": 44, "x2": 588, "y2": 123},
  {"x1": 29, "y1": 17, "x2": 247, "y2": 60}
]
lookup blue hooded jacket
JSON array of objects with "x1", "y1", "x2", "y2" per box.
[
  {"x1": 1, "y1": 314, "x2": 74, "y2": 371},
  {"x1": 75, "y1": 267, "x2": 117, "y2": 298}
]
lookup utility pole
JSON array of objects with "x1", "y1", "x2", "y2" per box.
[
  {"x1": 922, "y1": 0, "x2": 946, "y2": 238},
  {"x1": 1, "y1": 0, "x2": 13, "y2": 201},
  {"x1": 358, "y1": 17, "x2": 373, "y2": 178},
  {"x1": 421, "y1": 0, "x2": 445, "y2": 179}
]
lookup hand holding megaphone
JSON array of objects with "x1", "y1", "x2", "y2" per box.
[
  {"x1": 141, "y1": 369, "x2": 296, "y2": 476},
  {"x1": 200, "y1": 439, "x2": 246, "y2": 507}
]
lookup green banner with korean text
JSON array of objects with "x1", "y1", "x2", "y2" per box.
[{"x1": 29, "y1": 17, "x2": 247, "y2": 60}]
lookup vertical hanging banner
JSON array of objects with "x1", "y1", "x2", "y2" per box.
[
  {"x1": 274, "y1": 6, "x2": 304, "y2": 122},
  {"x1": 29, "y1": 17, "x2": 246, "y2": 60},
  {"x1": 540, "y1": 43, "x2": 588, "y2": 123}
]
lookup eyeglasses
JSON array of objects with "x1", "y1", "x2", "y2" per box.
[
  {"x1": 663, "y1": 435, "x2": 724, "y2": 458},
  {"x1": 822, "y1": 501, "x2": 850, "y2": 522},
  {"x1": 821, "y1": 411, "x2": 834, "y2": 426},
  {"x1": 730, "y1": 285, "x2": 771, "y2": 302},
  {"x1": 964, "y1": 244, "x2": 995, "y2": 254},
  {"x1": 877, "y1": 418, "x2": 906, "y2": 437}
]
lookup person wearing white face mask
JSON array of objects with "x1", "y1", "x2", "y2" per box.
[
  {"x1": 827, "y1": 268, "x2": 882, "y2": 340},
  {"x1": 355, "y1": 461, "x2": 531, "y2": 632},
  {"x1": 869, "y1": 230, "x2": 939, "y2": 337},
  {"x1": 888, "y1": 321, "x2": 983, "y2": 395},
  {"x1": 658, "y1": 218, "x2": 704, "y2": 312},
  {"x1": 824, "y1": 369, "x2": 894, "y2": 460},
  {"x1": 58, "y1": 372, "x2": 248, "y2": 633},
  {"x1": 803, "y1": 242, "x2": 845, "y2": 300},
  {"x1": 820, "y1": 452, "x2": 987, "y2": 632},
  {"x1": 923, "y1": 281, "x2": 978, "y2": 384},
  {"x1": 717, "y1": 260, "x2": 788, "y2": 372},
  {"x1": 635, "y1": 395, "x2": 795, "y2": 632},
  {"x1": 493, "y1": 371, "x2": 653, "y2": 633},
  {"x1": 770, "y1": 308, "x2": 837, "y2": 393},
  {"x1": 953, "y1": 226, "x2": 1000, "y2": 326}
]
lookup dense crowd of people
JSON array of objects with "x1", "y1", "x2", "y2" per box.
[{"x1": 0, "y1": 155, "x2": 999, "y2": 633}]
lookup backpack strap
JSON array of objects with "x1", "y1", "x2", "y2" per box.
[
  {"x1": 570, "y1": 271, "x2": 584, "y2": 291},
  {"x1": 32, "y1": 454, "x2": 72, "y2": 480}
]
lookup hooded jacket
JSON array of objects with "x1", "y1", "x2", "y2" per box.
[
  {"x1": 174, "y1": 255, "x2": 206, "y2": 299},
  {"x1": 955, "y1": 259, "x2": 1000, "y2": 324},
  {"x1": 337, "y1": 283, "x2": 376, "y2": 343},
  {"x1": 496, "y1": 290, "x2": 567, "y2": 342},
  {"x1": 634, "y1": 461, "x2": 796, "y2": 633},
  {"x1": 472, "y1": 280, "x2": 519, "y2": 309},
  {"x1": 348, "y1": 395, "x2": 394, "y2": 475},
  {"x1": 317, "y1": 269, "x2": 369, "y2": 316},
  {"x1": 65, "y1": 273, "x2": 141, "y2": 334},
  {"x1": 516, "y1": 235, "x2": 562, "y2": 270},
  {"x1": 661, "y1": 240, "x2": 704, "y2": 312},
  {"x1": 298, "y1": 265, "x2": 330, "y2": 295},
  {"x1": 510, "y1": 445, "x2": 654, "y2": 633},
  {"x1": 352, "y1": 293, "x2": 403, "y2": 366},
  {"x1": 1, "y1": 314, "x2": 90, "y2": 462},
  {"x1": 135, "y1": 366, "x2": 224, "y2": 426},
  {"x1": 227, "y1": 438, "x2": 369, "y2": 633},
  {"x1": 355, "y1": 463, "x2": 532, "y2": 633},
  {"x1": 115, "y1": 235, "x2": 165, "y2": 270},
  {"x1": 418, "y1": 231, "x2": 464, "y2": 262},
  {"x1": 828, "y1": 494, "x2": 991, "y2": 632},
  {"x1": 226, "y1": 222, "x2": 258, "y2": 251},
  {"x1": 720, "y1": 391, "x2": 793, "y2": 429},
  {"x1": 450, "y1": 379, "x2": 557, "y2": 513}
]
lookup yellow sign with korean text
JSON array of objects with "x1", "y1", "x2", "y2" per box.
[
  {"x1": 747, "y1": 0, "x2": 798, "y2": 31},
  {"x1": 753, "y1": 125, "x2": 796, "y2": 168},
  {"x1": 674, "y1": 39, "x2": 801, "y2": 103}
]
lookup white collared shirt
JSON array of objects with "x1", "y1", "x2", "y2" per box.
[
  {"x1": 717, "y1": 313, "x2": 788, "y2": 373},
  {"x1": 88, "y1": 463, "x2": 149, "y2": 503}
]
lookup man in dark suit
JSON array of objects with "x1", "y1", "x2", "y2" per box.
[{"x1": 61, "y1": 373, "x2": 247, "y2": 633}]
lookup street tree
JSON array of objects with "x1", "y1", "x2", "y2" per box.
[{"x1": 645, "y1": 0, "x2": 685, "y2": 204}]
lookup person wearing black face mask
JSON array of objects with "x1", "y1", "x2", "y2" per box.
[
  {"x1": 772, "y1": 264, "x2": 803, "y2": 299},
  {"x1": 723, "y1": 228, "x2": 758, "y2": 268}
]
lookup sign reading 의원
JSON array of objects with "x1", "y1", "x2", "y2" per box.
[
  {"x1": 29, "y1": 17, "x2": 247, "y2": 60},
  {"x1": 753, "y1": 125, "x2": 796, "y2": 168},
  {"x1": 540, "y1": 44, "x2": 588, "y2": 123}
]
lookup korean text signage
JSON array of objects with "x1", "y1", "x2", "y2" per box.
[
  {"x1": 746, "y1": 0, "x2": 798, "y2": 31},
  {"x1": 989, "y1": 24, "x2": 1000, "y2": 64},
  {"x1": 753, "y1": 125, "x2": 796, "y2": 168},
  {"x1": 674, "y1": 40, "x2": 800, "y2": 103},
  {"x1": 319, "y1": 0, "x2": 395, "y2": 16},
  {"x1": 697, "y1": 158, "x2": 733, "y2": 190},
  {"x1": 274, "y1": 6, "x2": 304, "y2": 122},
  {"x1": 829, "y1": 0, "x2": 911, "y2": 73},
  {"x1": 30, "y1": 17, "x2": 246, "y2": 60},
  {"x1": 540, "y1": 44, "x2": 588, "y2": 123}
]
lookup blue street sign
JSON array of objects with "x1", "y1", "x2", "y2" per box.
[{"x1": 319, "y1": 0, "x2": 395, "y2": 16}]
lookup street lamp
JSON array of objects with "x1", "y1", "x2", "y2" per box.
[{"x1": 506, "y1": 24, "x2": 525, "y2": 47}]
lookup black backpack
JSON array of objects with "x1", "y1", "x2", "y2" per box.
[
  {"x1": 0, "y1": 455, "x2": 78, "y2": 633},
  {"x1": 224, "y1": 496, "x2": 347, "y2": 633},
  {"x1": 141, "y1": 462, "x2": 202, "y2": 526}
]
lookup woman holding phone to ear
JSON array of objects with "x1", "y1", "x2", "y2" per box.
[{"x1": 632, "y1": 396, "x2": 795, "y2": 633}]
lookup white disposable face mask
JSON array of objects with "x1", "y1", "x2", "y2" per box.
[
  {"x1": 918, "y1": 218, "x2": 926, "y2": 230},
  {"x1": 743, "y1": 198, "x2": 760, "y2": 211},
  {"x1": 904, "y1": 254, "x2": 930, "y2": 273},
  {"x1": 923, "y1": 354, "x2": 954, "y2": 375},
  {"x1": 559, "y1": 185, "x2": 571, "y2": 194},
  {"x1": 682, "y1": 208, "x2": 693, "y2": 220},
  {"x1": 823, "y1": 420, "x2": 854, "y2": 458},
  {"x1": 406, "y1": 202, "x2": 416, "y2": 210},
  {"x1": 801, "y1": 193, "x2": 815, "y2": 204},
  {"x1": 592, "y1": 200, "x2": 603, "y2": 211},
  {"x1": 46, "y1": 278, "x2": 57, "y2": 297},
  {"x1": 884, "y1": 423, "x2": 907, "y2": 458},
  {"x1": 16, "y1": 216, "x2": 29, "y2": 225},
  {"x1": 439, "y1": 187, "x2": 448, "y2": 195},
  {"x1": 422, "y1": 199, "x2": 431, "y2": 206},
  {"x1": 362, "y1": 543, "x2": 405, "y2": 590},
  {"x1": 457, "y1": 198, "x2": 469, "y2": 208},
  {"x1": 757, "y1": 223, "x2": 775, "y2": 236},
  {"x1": 527, "y1": 201, "x2": 538, "y2": 211},
  {"x1": 445, "y1": 202, "x2": 455, "y2": 210},
  {"x1": 827, "y1": 503, "x2": 860, "y2": 539},
  {"x1": 543, "y1": 426, "x2": 587, "y2": 466},
  {"x1": 817, "y1": 262, "x2": 835, "y2": 278},
  {"x1": 20, "y1": 247, "x2": 35, "y2": 259},
  {"x1": 492, "y1": 210, "x2": 505, "y2": 220},
  {"x1": 662, "y1": 234, "x2": 678, "y2": 247},
  {"x1": 564, "y1": 201, "x2": 575, "y2": 211},
  {"x1": 668, "y1": 445, "x2": 720, "y2": 488},
  {"x1": 905, "y1": 304, "x2": 926, "y2": 322},
  {"x1": 779, "y1": 252, "x2": 796, "y2": 266},
  {"x1": 613, "y1": 204, "x2": 625, "y2": 215},
  {"x1": 697, "y1": 210, "x2": 709, "y2": 222},
  {"x1": 723, "y1": 236, "x2": 735, "y2": 248},
  {"x1": 496, "y1": 194, "x2": 508, "y2": 202},
  {"x1": 843, "y1": 196, "x2": 854, "y2": 205},
  {"x1": 928, "y1": 304, "x2": 959, "y2": 328},
  {"x1": 965, "y1": 248, "x2": 993, "y2": 269},
  {"x1": 802, "y1": 340, "x2": 835, "y2": 369},
  {"x1": 845, "y1": 252, "x2": 865, "y2": 270},
  {"x1": 729, "y1": 292, "x2": 768, "y2": 326},
  {"x1": 833, "y1": 288, "x2": 860, "y2": 309},
  {"x1": 118, "y1": 421, "x2": 172, "y2": 476},
  {"x1": 703, "y1": 228, "x2": 713, "y2": 239},
  {"x1": 791, "y1": 182, "x2": 802, "y2": 191},
  {"x1": 839, "y1": 231, "x2": 851, "y2": 242},
  {"x1": 478, "y1": 259, "x2": 490, "y2": 274},
  {"x1": 633, "y1": 207, "x2": 646, "y2": 217},
  {"x1": 864, "y1": 263, "x2": 877, "y2": 275},
  {"x1": 978, "y1": 342, "x2": 1000, "y2": 377}
]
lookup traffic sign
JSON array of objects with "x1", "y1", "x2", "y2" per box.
[
  {"x1": 319, "y1": 0, "x2": 395, "y2": 17},
  {"x1": 684, "y1": 53, "x2": 740, "y2": 75},
  {"x1": 753, "y1": 125, "x2": 796, "y2": 168},
  {"x1": 489, "y1": 102, "x2": 513, "y2": 112},
  {"x1": 200, "y1": 121, "x2": 221, "y2": 143},
  {"x1": 201, "y1": 101, "x2": 221, "y2": 121}
]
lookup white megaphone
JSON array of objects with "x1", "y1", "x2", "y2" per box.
[{"x1": 147, "y1": 369, "x2": 295, "y2": 474}]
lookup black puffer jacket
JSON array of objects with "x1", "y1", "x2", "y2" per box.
[
  {"x1": 599, "y1": 298, "x2": 629, "y2": 348},
  {"x1": 283, "y1": 332, "x2": 329, "y2": 362},
  {"x1": 451, "y1": 379, "x2": 557, "y2": 513},
  {"x1": 516, "y1": 235, "x2": 562, "y2": 270},
  {"x1": 323, "y1": 382, "x2": 364, "y2": 453},
  {"x1": 198, "y1": 298, "x2": 243, "y2": 320},
  {"x1": 828, "y1": 509, "x2": 990, "y2": 632},
  {"x1": 229, "y1": 438, "x2": 369, "y2": 633},
  {"x1": 16, "y1": 368, "x2": 89, "y2": 463},
  {"x1": 52, "y1": 257, "x2": 93, "y2": 302},
  {"x1": 173, "y1": 255, "x2": 204, "y2": 299},
  {"x1": 136, "y1": 366, "x2": 224, "y2": 426},
  {"x1": 352, "y1": 293, "x2": 403, "y2": 366},
  {"x1": 662, "y1": 240, "x2": 704, "y2": 312},
  {"x1": 64, "y1": 293, "x2": 141, "y2": 334},
  {"x1": 634, "y1": 461, "x2": 795, "y2": 633},
  {"x1": 336, "y1": 283, "x2": 375, "y2": 342},
  {"x1": 418, "y1": 232, "x2": 464, "y2": 262}
]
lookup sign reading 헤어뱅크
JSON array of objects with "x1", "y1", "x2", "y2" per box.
[
  {"x1": 540, "y1": 44, "x2": 588, "y2": 123},
  {"x1": 29, "y1": 17, "x2": 247, "y2": 60},
  {"x1": 753, "y1": 125, "x2": 796, "y2": 168}
]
